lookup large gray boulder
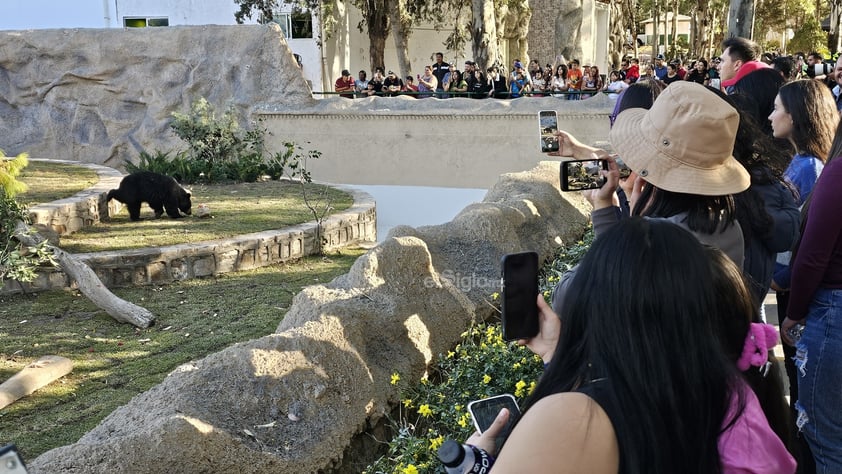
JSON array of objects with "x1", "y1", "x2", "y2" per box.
[
  {"x1": 0, "y1": 25, "x2": 311, "y2": 168},
  {"x1": 30, "y1": 161, "x2": 591, "y2": 473}
]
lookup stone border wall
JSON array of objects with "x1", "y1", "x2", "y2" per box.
[
  {"x1": 5, "y1": 163, "x2": 376, "y2": 294},
  {"x1": 27, "y1": 159, "x2": 125, "y2": 235}
]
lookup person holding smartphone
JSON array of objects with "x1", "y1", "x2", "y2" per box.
[{"x1": 462, "y1": 218, "x2": 794, "y2": 473}]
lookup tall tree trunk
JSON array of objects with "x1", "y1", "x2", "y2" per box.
[
  {"x1": 830, "y1": 0, "x2": 842, "y2": 53},
  {"x1": 728, "y1": 0, "x2": 755, "y2": 38},
  {"x1": 671, "y1": 0, "x2": 679, "y2": 53},
  {"x1": 653, "y1": 0, "x2": 660, "y2": 56},
  {"x1": 692, "y1": 0, "x2": 710, "y2": 58},
  {"x1": 609, "y1": 0, "x2": 626, "y2": 68},
  {"x1": 390, "y1": 0, "x2": 412, "y2": 79},
  {"x1": 472, "y1": 0, "x2": 501, "y2": 72},
  {"x1": 365, "y1": 0, "x2": 390, "y2": 72},
  {"x1": 624, "y1": 0, "x2": 639, "y2": 58}
]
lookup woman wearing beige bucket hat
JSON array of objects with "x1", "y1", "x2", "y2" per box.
[{"x1": 552, "y1": 81, "x2": 750, "y2": 267}]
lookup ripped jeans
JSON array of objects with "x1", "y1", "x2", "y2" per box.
[{"x1": 794, "y1": 288, "x2": 842, "y2": 473}]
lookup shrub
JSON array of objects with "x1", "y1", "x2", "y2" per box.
[
  {"x1": 131, "y1": 98, "x2": 318, "y2": 185},
  {"x1": 1, "y1": 151, "x2": 57, "y2": 283}
]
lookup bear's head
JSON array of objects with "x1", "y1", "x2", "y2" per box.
[{"x1": 178, "y1": 188, "x2": 192, "y2": 216}]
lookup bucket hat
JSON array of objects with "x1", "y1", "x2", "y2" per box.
[{"x1": 608, "y1": 81, "x2": 749, "y2": 196}]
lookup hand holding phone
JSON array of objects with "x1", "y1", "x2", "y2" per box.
[
  {"x1": 468, "y1": 394, "x2": 521, "y2": 451},
  {"x1": 501, "y1": 252, "x2": 540, "y2": 341},
  {"x1": 560, "y1": 159, "x2": 608, "y2": 191}
]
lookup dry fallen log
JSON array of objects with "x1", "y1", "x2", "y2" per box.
[
  {"x1": 0, "y1": 355, "x2": 73, "y2": 410},
  {"x1": 13, "y1": 221, "x2": 155, "y2": 328}
]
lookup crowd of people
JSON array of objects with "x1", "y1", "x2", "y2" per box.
[
  {"x1": 334, "y1": 44, "x2": 842, "y2": 108},
  {"x1": 440, "y1": 36, "x2": 842, "y2": 474}
]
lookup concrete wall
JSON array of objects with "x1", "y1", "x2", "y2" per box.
[{"x1": 257, "y1": 94, "x2": 613, "y2": 189}]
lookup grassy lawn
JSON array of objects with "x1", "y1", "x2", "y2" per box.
[
  {"x1": 60, "y1": 180, "x2": 354, "y2": 252},
  {"x1": 0, "y1": 248, "x2": 365, "y2": 461},
  {"x1": 17, "y1": 162, "x2": 99, "y2": 206}
]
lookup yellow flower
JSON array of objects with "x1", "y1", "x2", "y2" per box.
[
  {"x1": 447, "y1": 350, "x2": 455, "y2": 359},
  {"x1": 458, "y1": 413, "x2": 470, "y2": 428},
  {"x1": 528, "y1": 381, "x2": 537, "y2": 395},
  {"x1": 482, "y1": 374, "x2": 492, "y2": 384},
  {"x1": 418, "y1": 404, "x2": 433, "y2": 417},
  {"x1": 514, "y1": 380, "x2": 527, "y2": 397},
  {"x1": 491, "y1": 291, "x2": 500, "y2": 300},
  {"x1": 402, "y1": 464, "x2": 419, "y2": 474},
  {"x1": 454, "y1": 403, "x2": 463, "y2": 412},
  {"x1": 429, "y1": 435, "x2": 445, "y2": 451},
  {"x1": 403, "y1": 398, "x2": 414, "y2": 408},
  {"x1": 390, "y1": 373, "x2": 400, "y2": 385},
  {"x1": 512, "y1": 362, "x2": 521, "y2": 370}
]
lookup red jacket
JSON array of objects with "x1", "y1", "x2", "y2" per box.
[{"x1": 721, "y1": 61, "x2": 769, "y2": 88}]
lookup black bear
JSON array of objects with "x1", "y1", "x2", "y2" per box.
[{"x1": 107, "y1": 172, "x2": 192, "y2": 221}]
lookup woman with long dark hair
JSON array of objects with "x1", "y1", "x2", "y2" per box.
[
  {"x1": 780, "y1": 116, "x2": 842, "y2": 474},
  {"x1": 769, "y1": 82, "x2": 839, "y2": 470},
  {"x1": 466, "y1": 219, "x2": 795, "y2": 473}
]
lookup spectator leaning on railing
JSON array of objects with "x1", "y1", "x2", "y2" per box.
[{"x1": 334, "y1": 69, "x2": 355, "y2": 98}]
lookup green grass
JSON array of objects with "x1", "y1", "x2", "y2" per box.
[
  {"x1": 17, "y1": 162, "x2": 99, "y2": 206},
  {"x1": 60, "y1": 180, "x2": 354, "y2": 252},
  {"x1": 0, "y1": 248, "x2": 365, "y2": 460}
]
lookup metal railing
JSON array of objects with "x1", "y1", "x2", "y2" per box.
[{"x1": 314, "y1": 89, "x2": 610, "y2": 99}]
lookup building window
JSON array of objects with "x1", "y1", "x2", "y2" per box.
[
  {"x1": 124, "y1": 17, "x2": 169, "y2": 28},
  {"x1": 268, "y1": 9, "x2": 312, "y2": 39}
]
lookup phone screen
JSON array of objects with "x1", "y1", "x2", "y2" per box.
[
  {"x1": 501, "y1": 251, "x2": 539, "y2": 341},
  {"x1": 539, "y1": 110, "x2": 559, "y2": 153},
  {"x1": 0, "y1": 444, "x2": 28, "y2": 474},
  {"x1": 560, "y1": 159, "x2": 608, "y2": 192},
  {"x1": 468, "y1": 394, "x2": 521, "y2": 450}
]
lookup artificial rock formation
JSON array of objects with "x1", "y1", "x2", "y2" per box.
[
  {"x1": 0, "y1": 25, "x2": 311, "y2": 168},
  {"x1": 30, "y1": 161, "x2": 590, "y2": 473}
]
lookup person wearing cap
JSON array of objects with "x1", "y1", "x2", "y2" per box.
[
  {"x1": 383, "y1": 70, "x2": 404, "y2": 96},
  {"x1": 510, "y1": 58, "x2": 532, "y2": 84},
  {"x1": 334, "y1": 69, "x2": 355, "y2": 98},
  {"x1": 550, "y1": 81, "x2": 750, "y2": 268},
  {"x1": 653, "y1": 54, "x2": 668, "y2": 81},
  {"x1": 718, "y1": 37, "x2": 769, "y2": 93}
]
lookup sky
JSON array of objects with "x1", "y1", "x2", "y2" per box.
[{"x1": 0, "y1": 0, "x2": 109, "y2": 30}]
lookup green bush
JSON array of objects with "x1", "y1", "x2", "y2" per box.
[
  {"x1": 365, "y1": 228, "x2": 593, "y2": 474},
  {"x1": 1, "y1": 151, "x2": 57, "y2": 283},
  {"x1": 130, "y1": 98, "x2": 317, "y2": 185}
]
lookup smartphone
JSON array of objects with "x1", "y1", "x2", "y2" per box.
[
  {"x1": 0, "y1": 444, "x2": 27, "y2": 474},
  {"x1": 560, "y1": 159, "x2": 607, "y2": 192},
  {"x1": 468, "y1": 394, "x2": 521, "y2": 450},
  {"x1": 539, "y1": 110, "x2": 559, "y2": 153},
  {"x1": 500, "y1": 251, "x2": 539, "y2": 341}
]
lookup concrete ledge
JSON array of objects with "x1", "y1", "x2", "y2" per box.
[
  {"x1": 5, "y1": 172, "x2": 376, "y2": 294},
  {"x1": 27, "y1": 159, "x2": 124, "y2": 236}
]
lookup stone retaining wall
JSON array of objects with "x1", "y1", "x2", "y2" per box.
[
  {"x1": 4, "y1": 165, "x2": 376, "y2": 294},
  {"x1": 27, "y1": 159, "x2": 125, "y2": 235}
]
